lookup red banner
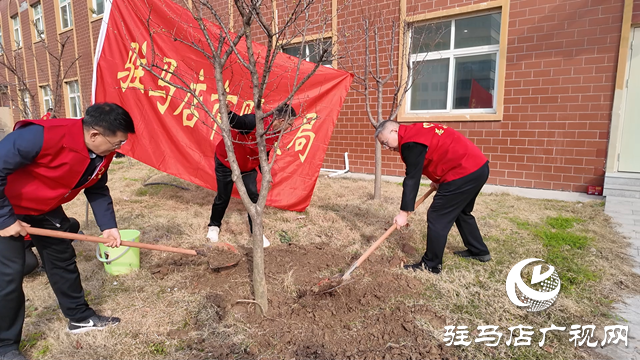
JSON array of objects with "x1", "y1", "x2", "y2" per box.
[{"x1": 92, "y1": 0, "x2": 353, "y2": 212}]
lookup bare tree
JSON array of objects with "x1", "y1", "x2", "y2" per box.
[
  {"x1": 118, "y1": 0, "x2": 336, "y2": 314},
  {"x1": 0, "y1": 35, "x2": 81, "y2": 120},
  {"x1": 337, "y1": 4, "x2": 444, "y2": 200}
]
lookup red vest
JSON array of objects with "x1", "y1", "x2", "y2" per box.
[
  {"x1": 215, "y1": 116, "x2": 277, "y2": 172},
  {"x1": 398, "y1": 122, "x2": 487, "y2": 183},
  {"x1": 5, "y1": 118, "x2": 114, "y2": 215}
]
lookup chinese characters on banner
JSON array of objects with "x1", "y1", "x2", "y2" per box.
[
  {"x1": 92, "y1": 0, "x2": 353, "y2": 211},
  {"x1": 444, "y1": 325, "x2": 628, "y2": 348}
]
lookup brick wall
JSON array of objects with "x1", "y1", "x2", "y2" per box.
[
  {"x1": 0, "y1": 0, "x2": 632, "y2": 193},
  {"x1": 633, "y1": 0, "x2": 640, "y2": 23},
  {"x1": 323, "y1": 0, "x2": 625, "y2": 193}
]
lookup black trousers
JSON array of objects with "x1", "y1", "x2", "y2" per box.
[
  {"x1": 421, "y1": 161, "x2": 490, "y2": 269},
  {"x1": 0, "y1": 208, "x2": 94, "y2": 355},
  {"x1": 208, "y1": 156, "x2": 259, "y2": 232}
]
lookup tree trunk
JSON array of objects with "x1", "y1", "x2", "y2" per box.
[
  {"x1": 251, "y1": 211, "x2": 268, "y2": 315},
  {"x1": 374, "y1": 139, "x2": 382, "y2": 200}
]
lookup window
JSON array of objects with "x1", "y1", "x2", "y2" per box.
[
  {"x1": 67, "y1": 81, "x2": 81, "y2": 118},
  {"x1": 283, "y1": 39, "x2": 332, "y2": 67},
  {"x1": 408, "y1": 13, "x2": 500, "y2": 113},
  {"x1": 0, "y1": 28, "x2": 4, "y2": 54},
  {"x1": 60, "y1": 0, "x2": 73, "y2": 30},
  {"x1": 12, "y1": 16, "x2": 21, "y2": 48},
  {"x1": 33, "y1": 3, "x2": 44, "y2": 40},
  {"x1": 92, "y1": 0, "x2": 104, "y2": 16},
  {"x1": 21, "y1": 89, "x2": 31, "y2": 118},
  {"x1": 41, "y1": 85, "x2": 53, "y2": 112}
]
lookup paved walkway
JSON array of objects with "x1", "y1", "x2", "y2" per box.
[{"x1": 594, "y1": 196, "x2": 640, "y2": 360}]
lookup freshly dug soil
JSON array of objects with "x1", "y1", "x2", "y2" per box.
[
  {"x1": 152, "y1": 243, "x2": 449, "y2": 360},
  {"x1": 203, "y1": 246, "x2": 242, "y2": 269}
]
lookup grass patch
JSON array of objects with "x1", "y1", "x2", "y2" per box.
[
  {"x1": 18, "y1": 160, "x2": 640, "y2": 360},
  {"x1": 19, "y1": 332, "x2": 43, "y2": 352},
  {"x1": 277, "y1": 230, "x2": 293, "y2": 244},
  {"x1": 511, "y1": 215, "x2": 598, "y2": 290},
  {"x1": 148, "y1": 343, "x2": 168, "y2": 356}
]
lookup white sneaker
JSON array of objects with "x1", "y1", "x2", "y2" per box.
[
  {"x1": 206, "y1": 226, "x2": 220, "y2": 242},
  {"x1": 263, "y1": 235, "x2": 271, "y2": 248}
]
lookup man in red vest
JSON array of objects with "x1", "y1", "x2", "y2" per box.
[
  {"x1": 375, "y1": 120, "x2": 491, "y2": 274},
  {"x1": 0, "y1": 103, "x2": 135, "y2": 360},
  {"x1": 207, "y1": 104, "x2": 296, "y2": 247}
]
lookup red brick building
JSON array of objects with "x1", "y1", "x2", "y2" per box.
[{"x1": 1, "y1": 0, "x2": 639, "y2": 195}]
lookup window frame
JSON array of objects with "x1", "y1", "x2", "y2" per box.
[
  {"x1": 12, "y1": 15, "x2": 22, "y2": 49},
  {"x1": 66, "y1": 80, "x2": 82, "y2": 118},
  {"x1": 407, "y1": 12, "x2": 501, "y2": 115},
  {"x1": 398, "y1": 0, "x2": 509, "y2": 122},
  {"x1": 0, "y1": 27, "x2": 4, "y2": 54},
  {"x1": 59, "y1": 0, "x2": 74, "y2": 30},
  {"x1": 32, "y1": 3, "x2": 45, "y2": 41}
]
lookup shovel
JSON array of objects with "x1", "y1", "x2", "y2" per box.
[
  {"x1": 315, "y1": 187, "x2": 436, "y2": 294},
  {"x1": 25, "y1": 227, "x2": 242, "y2": 270}
]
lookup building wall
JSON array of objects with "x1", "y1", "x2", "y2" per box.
[
  {"x1": 633, "y1": 0, "x2": 640, "y2": 23},
  {"x1": 0, "y1": 0, "x2": 631, "y2": 193},
  {"x1": 324, "y1": 0, "x2": 625, "y2": 193}
]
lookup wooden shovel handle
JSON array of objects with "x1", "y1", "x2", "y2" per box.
[
  {"x1": 343, "y1": 187, "x2": 436, "y2": 279},
  {"x1": 25, "y1": 227, "x2": 198, "y2": 256}
]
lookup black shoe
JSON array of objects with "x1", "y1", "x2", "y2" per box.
[
  {"x1": 0, "y1": 350, "x2": 27, "y2": 360},
  {"x1": 454, "y1": 249, "x2": 492, "y2": 262},
  {"x1": 68, "y1": 314, "x2": 120, "y2": 334},
  {"x1": 403, "y1": 262, "x2": 441, "y2": 274}
]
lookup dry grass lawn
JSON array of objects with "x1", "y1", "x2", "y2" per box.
[{"x1": 19, "y1": 159, "x2": 640, "y2": 360}]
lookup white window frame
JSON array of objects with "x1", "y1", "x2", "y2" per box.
[
  {"x1": 32, "y1": 3, "x2": 44, "y2": 40},
  {"x1": 21, "y1": 89, "x2": 31, "y2": 118},
  {"x1": 67, "y1": 81, "x2": 81, "y2": 118},
  {"x1": 407, "y1": 12, "x2": 501, "y2": 115},
  {"x1": 92, "y1": 0, "x2": 105, "y2": 17},
  {"x1": 59, "y1": 0, "x2": 73, "y2": 30},
  {"x1": 41, "y1": 85, "x2": 53, "y2": 112},
  {"x1": 12, "y1": 16, "x2": 22, "y2": 48},
  {"x1": 283, "y1": 39, "x2": 333, "y2": 68}
]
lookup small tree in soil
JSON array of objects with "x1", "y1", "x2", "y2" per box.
[
  {"x1": 130, "y1": 0, "x2": 335, "y2": 315},
  {"x1": 337, "y1": 4, "x2": 444, "y2": 200},
  {"x1": 0, "y1": 35, "x2": 81, "y2": 119}
]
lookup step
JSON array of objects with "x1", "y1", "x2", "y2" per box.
[
  {"x1": 603, "y1": 189, "x2": 640, "y2": 199},
  {"x1": 605, "y1": 197, "x2": 640, "y2": 211},
  {"x1": 605, "y1": 174, "x2": 640, "y2": 187}
]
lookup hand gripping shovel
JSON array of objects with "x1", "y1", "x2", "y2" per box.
[
  {"x1": 25, "y1": 227, "x2": 242, "y2": 271},
  {"x1": 315, "y1": 187, "x2": 436, "y2": 294}
]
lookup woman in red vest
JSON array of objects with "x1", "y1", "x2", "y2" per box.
[
  {"x1": 206, "y1": 104, "x2": 296, "y2": 247},
  {"x1": 0, "y1": 103, "x2": 135, "y2": 360},
  {"x1": 375, "y1": 120, "x2": 491, "y2": 274}
]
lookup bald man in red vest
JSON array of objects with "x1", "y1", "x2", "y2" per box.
[
  {"x1": 375, "y1": 120, "x2": 491, "y2": 274},
  {"x1": 0, "y1": 103, "x2": 135, "y2": 360}
]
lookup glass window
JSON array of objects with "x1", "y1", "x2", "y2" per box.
[
  {"x1": 408, "y1": 12, "x2": 501, "y2": 113},
  {"x1": 0, "y1": 28, "x2": 4, "y2": 54},
  {"x1": 67, "y1": 81, "x2": 81, "y2": 118},
  {"x1": 41, "y1": 86, "x2": 53, "y2": 112},
  {"x1": 21, "y1": 89, "x2": 31, "y2": 118},
  {"x1": 33, "y1": 3, "x2": 44, "y2": 40},
  {"x1": 283, "y1": 39, "x2": 332, "y2": 67},
  {"x1": 12, "y1": 16, "x2": 21, "y2": 48},
  {"x1": 60, "y1": 0, "x2": 73, "y2": 30},
  {"x1": 93, "y1": 0, "x2": 105, "y2": 16}
]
